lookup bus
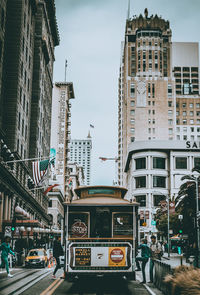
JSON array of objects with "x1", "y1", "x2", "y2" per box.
[{"x1": 63, "y1": 185, "x2": 139, "y2": 281}]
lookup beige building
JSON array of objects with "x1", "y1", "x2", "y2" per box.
[
  {"x1": 51, "y1": 82, "x2": 75, "y2": 199},
  {"x1": 118, "y1": 9, "x2": 200, "y2": 186}
]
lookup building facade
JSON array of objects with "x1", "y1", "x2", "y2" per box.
[
  {"x1": 124, "y1": 140, "x2": 200, "y2": 239},
  {"x1": 69, "y1": 135, "x2": 92, "y2": 185},
  {"x1": 118, "y1": 9, "x2": 200, "y2": 186},
  {"x1": 51, "y1": 82, "x2": 75, "y2": 199},
  {"x1": 0, "y1": 0, "x2": 59, "y2": 242}
]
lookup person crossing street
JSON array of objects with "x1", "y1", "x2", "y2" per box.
[
  {"x1": 135, "y1": 238, "x2": 150, "y2": 284},
  {"x1": 0, "y1": 236, "x2": 15, "y2": 277},
  {"x1": 52, "y1": 237, "x2": 64, "y2": 279}
]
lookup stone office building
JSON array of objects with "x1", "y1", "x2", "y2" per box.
[
  {"x1": 118, "y1": 9, "x2": 200, "y2": 186},
  {"x1": 0, "y1": 0, "x2": 59, "y2": 241}
]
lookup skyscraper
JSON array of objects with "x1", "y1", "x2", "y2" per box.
[
  {"x1": 118, "y1": 9, "x2": 200, "y2": 185},
  {"x1": 69, "y1": 134, "x2": 92, "y2": 185}
]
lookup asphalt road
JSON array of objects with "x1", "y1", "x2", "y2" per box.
[{"x1": 0, "y1": 268, "x2": 152, "y2": 295}]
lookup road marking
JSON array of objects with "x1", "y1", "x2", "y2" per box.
[
  {"x1": 144, "y1": 284, "x2": 157, "y2": 295},
  {"x1": 13, "y1": 270, "x2": 52, "y2": 295},
  {"x1": 40, "y1": 278, "x2": 63, "y2": 295},
  {"x1": 48, "y1": 279, "x2": 63, "y2": 294}
]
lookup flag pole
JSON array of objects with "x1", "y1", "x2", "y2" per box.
[{"x1": 6, "y1": 156, "x2": 55, "y2": 164}]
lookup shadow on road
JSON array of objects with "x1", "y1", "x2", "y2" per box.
[{"x1": 67, "y1": 277, "x2": 132, "y2": 295}]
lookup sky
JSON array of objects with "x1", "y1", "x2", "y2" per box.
[{"x1": 54, "y1": 0, "x2": 200, "y2": 185}]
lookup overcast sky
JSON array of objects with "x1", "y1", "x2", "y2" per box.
[{"x1": 54, "y1": 0, "x2": 200, "y2": 185}]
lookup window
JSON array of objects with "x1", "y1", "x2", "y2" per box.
[
  {"x1": 130, "y1": 128, "x2": 135, "y2": 134},
  {"x1": 135, "y1": 195, "x2": 146, "y2": 207},
  {"x1": 168, "y1": 119, "x2": 173, "y2": 125},
  {"x1": 168, "y1": 101, "x2": 172, "y2": 107},
  {"x1": 135, "y1": 158, "x2": 146, "y2": 170},
  {"x1": 130, "y1": 119, "x2": 135, "y2": 125},
  {"x1": 168, "y1": 110, "x2": 173, "y2": 116},
  {"x1": 183, "y1": 119, "x2": 187, "y2": 124},
  {"x1": 153, "y1": 157, "x2": 165, "y2": 169},
  {"x1": 135, "y1": 176, "x2": 146, "y2": 188},
  {"x1": 130, "y1": 101, "x2": 135, "y2": 107},
  {"x1": 183, "y1": 83, "x2": 190, "y2": 95},
  {"x1": 153, "y1": 176, "x2": 166, "y2": 188},
  {"x1": 153, "y1": 195, "x2": 166, "y2": 207},
  {"x1": 190, "y1": 119, "x2": 194, "y2": 124},
  {"x1": 194, "y1": 158, "x2": 200, "y2": 169},
  {"x1": 182, "y1": 103, "x2": 186, "y2": 108},
  {"x1": 168, "y1": 128, "x2": 173, "y2": 135},
  {"x1": 130, "y1": 83, "x2": 135, "y2": 97},
  {"x1": 152, "y1": 83, "x2": 155, "y2": 98},
  {"x1": 176, "y1": 157, "x2": 187, "y2": 169},
  {"x1": 190, "y1": 103, "x2": 194, "y2": 108},
  {"x1": 196, "y1": 103, "x2": 200, "y2": 108},
  {"x1": 130, "y1": 110, "x2": 135, "y2": 116},
  {"x1": 183, "y1": 111, "x2": 187, "y2": 116},
  {"x1": 49, "y1": 200, "x2": 52, "y2": 207},
  {"x1": 190, "y1": 111, "x2": 194, "y2": 116},
  {"x1": 168, "y1": 84, "x2": 172, "y2": 97}
]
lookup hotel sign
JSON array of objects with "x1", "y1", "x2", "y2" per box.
[{"x1": 186, "y1": 141, "x2": 200, "y2": 149}]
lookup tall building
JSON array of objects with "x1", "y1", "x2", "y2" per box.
[
  {"x1": 51, "y1": 82, "x2": 75, "y2": 198},
  {"x1": 118, "y1": 9, "x2": 200, "y2": 185},
  {"x1": 1, "y1": 0, "x2": 59, "y2": 160},
  {"x1": 118, "y1": 9, "x2": 200, "y2": 239},
  {"x1": 69, "y1": 134, "x2": 92, "y2": 185},
  {"x1": 0, "y1": 0, "x2": 59, "y2": 239}
]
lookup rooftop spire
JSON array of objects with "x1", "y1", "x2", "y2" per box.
[{"x1": 127, "y1": 0, "x2": 130, "y2": 20}]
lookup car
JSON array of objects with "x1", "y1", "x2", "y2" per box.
[{"x1": 25, "y1": 248, "x2": 48, "y2": 268}]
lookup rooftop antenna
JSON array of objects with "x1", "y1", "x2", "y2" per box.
[
  {"x1": 64, "y1": 59, "x2": 67, "y2": 82},
  {"x1": 127, "y1": 0, "x2": 130, "y2": 20}
]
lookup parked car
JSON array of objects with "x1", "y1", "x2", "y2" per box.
[{"x1": 25, "y1": 248, "x2": 48, "y2": 268}]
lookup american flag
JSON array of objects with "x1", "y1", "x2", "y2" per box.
[{"x1": 32, "y1": 159, "x2": 49, "y2": 186}]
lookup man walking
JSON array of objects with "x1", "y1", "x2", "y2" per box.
[
  {"x1": 52, "y1": 237, "x2": 64, "y2": 279},
  {"x1": 135, "y1": 239, "x2": 150, "y2": 284},
  {"x1": 149, "y1": 235, "x2": 162, "y2": 283}
]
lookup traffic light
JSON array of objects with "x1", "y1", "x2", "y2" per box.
[
  {"x1": 179, "y1": 229, "x2": 183, "y2": 234},
  {"x1": 11, "y1": 218, "x2": 16, "y2": 232}
]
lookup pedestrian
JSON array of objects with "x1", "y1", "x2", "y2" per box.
[
  {"x1": 135, "y1": 239, "x2": 150, "y2": 284},
  {"x1": 0, "y1": 236, "x2": 15, "y2": 277},
  {"x1": 149, "y1": 235, "x2": 162, "y2": 283},
  {"x1": 52, "y1": 237, "x2": 64, "y2": 279}
]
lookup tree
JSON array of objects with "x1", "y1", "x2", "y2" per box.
[
  {"x1": 155, "y1": 211, "x2": 181, "y2": 237},
  {"x1": 175, "y1": 168, "x2": 200, "y2": 243}
]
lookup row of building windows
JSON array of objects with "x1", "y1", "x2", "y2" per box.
[
  {"x1": 135, "y1": 194, "x2": 165, "y2": 207},
  {"x1": 135, "y1": 156, "x2": 200, "y2": 170},
  {"x1": 176, "y1": 127, "x2": 200, "y2": 133},
  {"x1": 177, "y1": 103, "x2": 200, "y2": 109},
  {"x1": 176, "y1": 111, "x2": 200, "y2": 116},
  {"x1": 176, "y1": 119, "x2": 200, "y2": 125},
  {"x1": 135, "y1": 175, "x2": 166, "y2": 188}
]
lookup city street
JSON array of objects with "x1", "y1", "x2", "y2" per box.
[{"x1": 0, "y1": 268, "x2": 159, "y2": 295}]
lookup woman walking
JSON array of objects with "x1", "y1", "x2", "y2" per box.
[{"x1": 0, "y1": 236, "x2": 15, "y2": 277}]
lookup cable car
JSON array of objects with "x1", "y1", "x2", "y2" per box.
[{"x1": 63, "y1": 185, "x2": 139, "y2": 281}]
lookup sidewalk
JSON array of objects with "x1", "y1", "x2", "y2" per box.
[
  {"x1": 162, "y1": 253, "x2": 190, "y2": 268},
  {"x1": 0, "y1": 267, "x2": 24, "y2": 279}
]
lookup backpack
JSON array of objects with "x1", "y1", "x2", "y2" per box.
[{"x1": 155, "y1": 242, "x2": 163, "y2": 260}]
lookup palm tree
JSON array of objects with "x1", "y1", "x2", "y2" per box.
[{"x1": 176, "y1": 168, "x2": 200, "y2": 258}]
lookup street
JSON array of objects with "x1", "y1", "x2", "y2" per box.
[{"x1": 0, "y1": 267, "x2": 159, "y2": 295}]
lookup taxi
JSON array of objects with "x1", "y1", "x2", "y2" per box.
[{"x1": 25, "y1": 248, "x2": 48, "y2": 268}]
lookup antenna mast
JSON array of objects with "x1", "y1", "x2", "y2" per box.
[
  {"x1": 127, "y1": 0, "x2": 130, "y2": 20},
  {"x1": 64, "y1": 59, "x2": 67, "y2": 82}
]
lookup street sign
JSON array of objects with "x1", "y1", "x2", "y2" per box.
[{"x1": 151, "y1": 220, "x2": 156, "y2": 225}]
